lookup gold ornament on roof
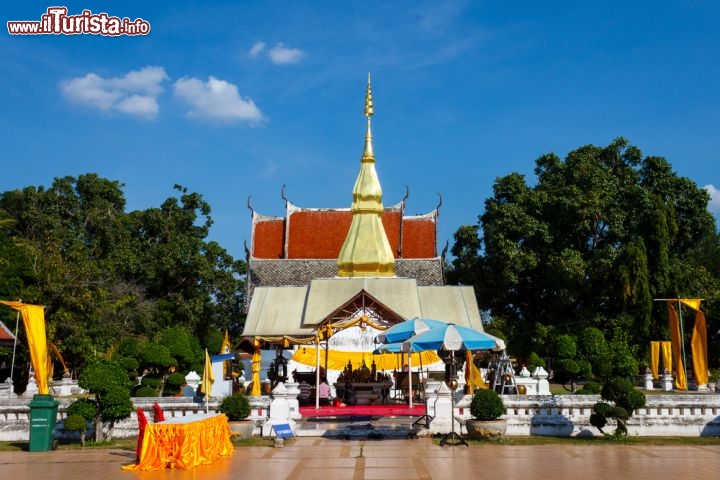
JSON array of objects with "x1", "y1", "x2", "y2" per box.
[{"x1": 337, "y1": 74, "x2": 396, "y2": 277}]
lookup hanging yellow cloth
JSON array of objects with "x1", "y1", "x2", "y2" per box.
[
  {"x1": 0, "y1": 301, "x2": 49, "y2": 394},
  {"x1": 668, "y1": 304, "x2": 687, "y2": 390},
  {"x1": 291, "y1": 347, "x2": 441, "y2": 371},
  {"x1": 650, "y1": 341, "x2": 660, "y2": 380},
  {"x1": 464, "y1": 350, "x2": 488, "y2": 392},
  {"x1": 661, "y1": 341, "x2": 672, "y2": 374},
  {"x1": 690, "y1": 308, "x2": 708, "y2": 386},
  {"x1": 220, "y1": 330, "x2": 232, "y2": 378},
  {"x1": 250, "y1": 349, "x2": 261, "y2": 396},
  {"x1": 200, "y1": 349, "x2": 214, "y2": 397},
  {"x1": 680, "y1": 299, "x2": 702, "y2": 311}
]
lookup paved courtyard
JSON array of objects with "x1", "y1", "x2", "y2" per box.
[{"x1": 1, "y1": 438, "x2": 719, "y2": 479}]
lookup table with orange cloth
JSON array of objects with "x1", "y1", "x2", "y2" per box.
[{"x1": 122, "y1": 413, "x2": 234, "y2": 471}]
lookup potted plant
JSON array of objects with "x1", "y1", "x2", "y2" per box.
[
  {"x1": 465, "y1": 388, "x2": 507, "y2": 440},
  {"x1": 218, "y1": 394, "x2": 254, "y2": 439}
]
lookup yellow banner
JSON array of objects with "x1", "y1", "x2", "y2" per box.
[
  {"x1": 668, "y1": 305, "x2": 687, "y2": 390},
  {"x1": 650, "y1": 341, "x2": 660, "y2": 380},
  {"x1": 200, "y1": 349, "x2": 214, "y2": 397},
  {"x1": 464, "y1": 350, "x2": 488, "y2": 391},
  {"x1": 691, "y1": 310, "x2": 708, "y2": 385},
  {"x1": 250, "y1": 349, "x2": 261, "y2": 396},
  {"x1": 0, "y1": 301, "x2": 49, "y2": 394},
  {"x1": 680, "y1": 299, "x2": 702, "y2": 311},
  {"x1": 661, "y1": 341, "x2": 672, "y2": 374}
]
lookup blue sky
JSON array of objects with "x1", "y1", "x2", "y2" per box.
[{"x1": 2, "y1": 1, "x2": 719, "y2": 261}]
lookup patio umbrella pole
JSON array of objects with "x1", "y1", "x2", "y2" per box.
[
  {"x1": 412, "y1": 353, "x2": 433, "y2": 429},
  {"x1": 439, "y1": 350, "x2": 468, "y2": 447},
  {"x1": 315, "y1": 339, "x2": 321, "y2": 409}
]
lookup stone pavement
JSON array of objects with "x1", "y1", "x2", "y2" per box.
[{"x1": 1, "y1": 438, "x2": 719, "y2": 480}]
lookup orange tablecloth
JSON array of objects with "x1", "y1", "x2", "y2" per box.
[{"x1": 122, "y1": 413, "x2": 234, "y2": 471}]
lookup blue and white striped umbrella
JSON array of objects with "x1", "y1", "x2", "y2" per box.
[
  {"x1": 375, "y1": 317, "x2": 446, "y2": 344},
  {"x1": 402, "y1": 323, "x2": 506, "y2": 352}
]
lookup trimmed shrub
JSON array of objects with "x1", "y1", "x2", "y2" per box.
[
  {"x1": 140, "y1": 375, "x2": 163, "y2": 390},
  {"x1": 67, "y1": 398, "x2": 97, "y2": 421},
  {"x1": 133, "y1": 386, "x2": 159, "y2": 397},
  {"x1": 469, "y1": 388, "x2": 505, "y2": 421},
  {"x1": 578, "y1": 381, "x2": 601, "y2": 394},
  {"x1": 64, "y1": 413, "x2": 90, "y2": 446},
  {"x1": 219, "y1": 394, "x2": 251, "y2": 421}
]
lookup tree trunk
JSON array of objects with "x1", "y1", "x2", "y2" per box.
[{"x1": 94, "y1": 417, "x2": 104, "y2": 442}]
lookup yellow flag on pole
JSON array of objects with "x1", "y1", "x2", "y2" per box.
[
  {"x1": 201, "y1": 349, "x2": 214, "y2": 397},
  {"x1": 0, "y1": 301, "x2": 49, "y2": 394}
]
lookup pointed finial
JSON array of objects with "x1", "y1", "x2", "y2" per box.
[{"x1": 364, "y1": 73, "x2": 374, "y2": 117}]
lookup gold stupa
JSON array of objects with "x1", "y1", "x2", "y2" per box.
[{"x1": 337, "y1": 75, "x2": 396, "y2": 277}]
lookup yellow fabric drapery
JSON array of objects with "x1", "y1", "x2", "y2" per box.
[
  {"x1": 668, "y1": 304, "x2": 687, "y2": 390},
  {"x1": 650, "y1": 341, "x2": 660, "y2": 380},
  {"x1": 690, "y1": 308, "x2": 708, "y2": 386},
  {"x1": 200, "y1": 349, "x2": 214, "y2": 398},
  {"x1": 221, "y1": 330, "x2": 231, "y2": 378},
  {"x1": 0, "y1": 301, "x2": 49, "y2": 394},
  {"x1": 250, "y1": 349, "x2": 261, "y2": 396},
  {"x1": 292, "y1": 347, "x2": 441, "y2": 372},
  {"x1": 650, "y1": 341, "x2": 674, "y2": 380},
  {"x1": 661, "y1": 341, "x2": 672, "y2": 375},
  {"x1": 464, "y1": 350, "x2": 488, "y2": 392},
  {"x1": 122, "y1": 414, "x2": 234, "y2": 471}
]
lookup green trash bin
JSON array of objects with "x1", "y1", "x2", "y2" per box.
[{"x1": 29, "y1": 394, "x2": 59, "y2": 452}]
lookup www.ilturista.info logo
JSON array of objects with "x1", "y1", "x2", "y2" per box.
[{"x1": 7, "y1": 7, "x2": 151, "y2": 36}]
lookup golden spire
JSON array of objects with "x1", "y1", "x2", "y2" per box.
[{"x1": 337, "y1": 75, "x2": 396, "y2": 277}]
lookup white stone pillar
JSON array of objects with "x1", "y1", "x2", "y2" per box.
[
  {"x1": 644, "y1": 372, "x2": 655, "y2": 390},
  {"x1": 662, "y1": 372, "x2": 673, "y2": 391},
  {"x1": 428, "y1": 382, "x2": 454, "y2": 434},
  {"x1": 262, "y1": 382, "x2": 297, "y2": 436},
  {"x1": 532, "y1": 367, "x2": 551, "y2": 395}
]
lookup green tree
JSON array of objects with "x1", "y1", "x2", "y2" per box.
[
  {"x1": 77, "y1": 359, "x2": 133, "y2": 441},
  {"x1": 0, "y1": 175, "x2": 247, "y2": 383},
  {"x1": 452, "y1": 138, "x2": 717, "y2": 367},
  {"x1": 590, "y1": 377, "x2": 646, "y2": 437},
  {"x1": 551, "y1": 334, "x2": 591, "y2": 393}
]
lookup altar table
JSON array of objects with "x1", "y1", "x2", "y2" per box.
[{"x1": 122, "y1": 413, "x2": 234, "y2": 471}]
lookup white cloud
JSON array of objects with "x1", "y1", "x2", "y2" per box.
[
  {"x1": 704, "y1": 184, "x2": 720, "y2": 217},
  {"x1": 116, "y1": 95, "x2": 159, "y2": 119},
  {"x1": 249, "y1": 41, "x2": 266, "y2": 58},
  {"x1": 172, "y1": 76, "x2": 265, "y2": 124},
  {"x1": 268, "y1": 43, "x2": 305, "y2": 64},
  {"x1": 60, "y1": 66, "x2": 168, "y2": 119}
]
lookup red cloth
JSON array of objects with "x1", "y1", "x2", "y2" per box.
[
  {"x1": 152, "y1": 402, "x2": 165, "y2": 422},
  {"x1": 136, "y1": 408, "x2": 148, "y2": 460}
]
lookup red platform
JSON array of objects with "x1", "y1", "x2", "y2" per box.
[{"x1": 299, "y1": 403, "x2": 426, "y2": 418}]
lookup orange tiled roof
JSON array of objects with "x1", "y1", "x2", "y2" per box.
[
  {"x1": 0, "y1": 320, "x2": 15, "y2": 346},
  {"x1": 250, "y1": 202, "x2": 437, "y2": 260},
  {"x1": 402, "y1": 214, "x2": 437, "y2": 258},
  {"x1": 252, "y1": 216, "x2": 284, "y2": 259}
]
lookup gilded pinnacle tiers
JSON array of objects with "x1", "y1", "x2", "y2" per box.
[{"x1": 337, "y1": 75, "x2": 396, "y2": 277}]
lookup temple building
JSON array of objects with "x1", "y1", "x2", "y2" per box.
[{"x1": 241, "y1": 77, "x2": 484, "y2": 351}]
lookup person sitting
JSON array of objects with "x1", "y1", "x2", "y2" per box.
[
  {"x1": 298, "y1": 380, "x2": 312, "y2": 405},
  {"x1": 318, "y1": 377, "x2": 331, "y2": 406}
]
